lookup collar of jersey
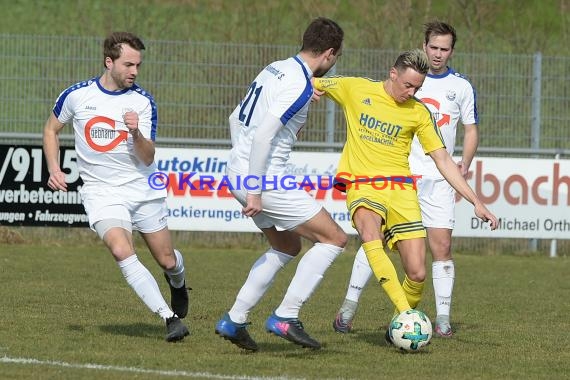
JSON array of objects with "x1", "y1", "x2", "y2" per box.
[
  {"x1": 427, "y1": 67, "x2": 453, "y2": 79},
  {"x1": 96, "y1": 76, "x2": 132, "y2": 95},
  {"x1": 293, "y1": 55, "x2": 312, "y2": 79}
]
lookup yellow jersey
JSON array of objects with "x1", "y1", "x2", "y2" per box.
[{"x1": 314, "y1": 76, "x2": 444, "y2": 182}]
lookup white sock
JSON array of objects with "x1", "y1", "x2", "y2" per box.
[
  {"x1": 165, "y1": 249, "x2": 186, "y2": 288},
  {"x1": 228, "y1": 248, "x2": 293, "y2": 324},
  {"x1": 274, "y1": 243, "x2": 343, "y2": 319},
  {"x1": 345, "y1": 246, "x2": 373, "y2": 302},
  {"x1": 118, "y1": 254, "x2": 173, "y2": 320},
  {"x1": 432, "y1": 260, "x2": 455, "y2": 317}
]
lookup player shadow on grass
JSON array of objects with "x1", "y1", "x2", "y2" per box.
[
  {"x1": 97, "y1": 323, "x2": 163, "y2": 339},
  {"x1": 353, "y1": 328, "x2": 394, "y2": 348}
]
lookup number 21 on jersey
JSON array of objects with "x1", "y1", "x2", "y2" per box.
[{"x1": 238, "y1": 82, "x2": 262, "y2": 127}]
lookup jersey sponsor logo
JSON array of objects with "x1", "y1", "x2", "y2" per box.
[
  {"x1": 420, "y1": 97, "x2": 450, "y2": 127},
  {"x1": 265, "y1": 64, "x2": 285, "y2": 79},
  {"x1": 84, "y1": 116, "x2": 128, "y2": 152},
  {"x1": 361, "y1": 98, "x2": 372, "y2": 105},
  {"x1": 359, "y1": 113, "x2": 402, "y2": 137},
  {"x1": 316, "y1": 79, "x2": 337, "y2": 88}
]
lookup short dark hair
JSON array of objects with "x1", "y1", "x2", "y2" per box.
[
  {"x1": 424, "y1": 21, "x2": 457, "y2": 49},
  {"x1": 301, "y1": 17, "x2": 344, "y2": 56},
  {"x1": 103, "y1": 32, "x2": 145, "y2": 67}
]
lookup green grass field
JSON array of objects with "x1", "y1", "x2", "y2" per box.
[{"x1": 1, "y1": 240, "x2": 568, "y2": 379}]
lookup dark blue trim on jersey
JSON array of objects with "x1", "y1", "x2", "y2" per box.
[
  {"x1": 131, "y1": 83, "x2": 158, "y2": 141},
  {"x1": 426, "y1": 67, "x2": 452, "y2": 79},
  {"x1": 95, "y1": 77, "x2": 130, "y2": 95},
  {"x1": 53, "y1": 77, "x2": 158, "y2": 142},
  {"x1": 427, "y1": 67, "x2": 479, "y2": 125},
  {"x1": 279, "y1": 56, "x2": 313, "y2": 125},
  {"x1": 53, "y1": 76, "x2": 98, "y2": 117}
]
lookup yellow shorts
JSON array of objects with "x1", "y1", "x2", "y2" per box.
[{"x1": 346, "y1": 182, "x2": 426, "y2": 250}]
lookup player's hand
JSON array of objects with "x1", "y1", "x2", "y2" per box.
[
  {"x1": 311, "y1": 89, "x2": 325, "y2": 103},
  {"x1": 242, "y1": 193, "x2": 262, "y2": 217},
  {"x1": 123, "y1": 111, "x2": 139, "y2": 135},
  {"x1": 47, "y1": 170, "x2": 67, "y2": 191},
  {"x1": 457, "y1": 160, "x2": 469, "y2": 178},
  {"x1": 474, "y1": 203, "x2": 498, "y2": 230}
]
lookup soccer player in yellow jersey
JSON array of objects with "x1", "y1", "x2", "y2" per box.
[{"x1": 313, "y1": 49, "x2": 498, "y2": 333}]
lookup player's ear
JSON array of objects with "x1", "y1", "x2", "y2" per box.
[
  {"x1": 325, "y1": 47, "x2": 336, "y2": 60},
  {"x1": 104, "y1": 56, "x2": 113, "y2": 70},
  {"x1": 389, "y1": 67, "x2": 398, "y2": 81}
]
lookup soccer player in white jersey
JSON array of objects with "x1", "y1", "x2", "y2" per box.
[
  {"x1": 333, "y1": 21, "x2": 479, "y2": 338},
  {"x1": 215, "y1": 17, "x2": 347, "y2": 351},
  {"x1": 43, "y1": 32, "x2": 189, "y2": 342}
]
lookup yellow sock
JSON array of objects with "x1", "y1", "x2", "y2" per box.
[
  {"x1": 393, "y1": 275, "x2": 425, "y2": 316},
  {"x1": 362, "y1": 240, "x2": 411, "y2": 313}
]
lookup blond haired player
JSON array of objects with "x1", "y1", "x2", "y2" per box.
[
  {"x1": 332, "y1": 22, "x2": 481, "y2": 338},
  {"x1": 313, "y1": 48, "x2": 497, "y2": 342}
]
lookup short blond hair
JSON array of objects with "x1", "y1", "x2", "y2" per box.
[{"x1": 393, "y1": 48, "x2": 429, "y2": 75}]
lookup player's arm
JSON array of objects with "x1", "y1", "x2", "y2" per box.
[
  {"x1": 242, "y1": 113, "x2": 282, "y2": 217},
  {"x1": 42, "y1": 113, "x2": 67, "y2": 191},
  {"x1": 458, "y1": 123, "x2": 478, "y2": 177},
  {"x1": 124, "y1": 111, "x2": 155, "y2": 166},
  {"x1": 228, "y1": 108, "x2": 242, "y2": 147},
  {"x1": 312, "y1": 76, "x2": 348, "y2": 104},
  {"x1": 429, "y1": 148, "x2": 498, "y2": 230}
]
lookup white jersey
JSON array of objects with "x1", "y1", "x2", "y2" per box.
[
  {"x1": 409, "y1": 68, "x2": 478, "y2": 178},
  {"x1": 228, "y1": 55, "x2": 313, "y2": 176},
  {"x1": 53, "y1": 76, "x2": 165, "y2": 201}
]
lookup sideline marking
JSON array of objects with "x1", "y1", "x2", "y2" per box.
[{"x1": 0, "y1": 356, "x2": 302, "y2": 380}]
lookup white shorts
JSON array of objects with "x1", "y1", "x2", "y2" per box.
[
  {"x1": 416, "y1": 176, "x2": 455, "y2": 229},
  {"x1": 227, "y1": 169, "x2": 322, "y2": 231},
  {"x1": 81, "y1": 193, "x2": 168, "y2": 233}
]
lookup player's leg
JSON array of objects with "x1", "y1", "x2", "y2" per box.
[
  {"x1": 396, "y1": 238, "x2": 427, "y2": 310},
  {"x1": 216, "y1": 181, "x2": 301, "y2": 351},
  {"x1": 381, "y1": 182, "x2": 427, "y2": 315},
  {"x1": 217, "y1": 227, "x2": 300, "y2": 352},
  {"x1": 349, "y1": 191, "x2": 411, "y2": 314},
  {"x1": 427, "y1": 227, "x2": 454, "y2": 337},
  {"x1": 136, "y1": 199, "x2": 190, "y2": 321},
  {"x1": 141, "y1": 228, "x2": 189, "y2": 319},
  {"x1": 333, "y1": 246, "x2": 373, "y2": 333},
  {"x1": 93, "y1": 219, "x2": 187, "y2": 342},
  {"x1": 228, "y1": 227, "x2": 300, "y2": 324},
  {"x1": 101, "y1": 223, "x2": 166, "y2": 317},
  {"x1": 82, "y1": 194, "x2": 181, "y2": 323},
  {"x1": 418, "y1": 177, "x2": 456, "y2": 337},
  {"x1": 264, "y1": 197, "x2": 346, "y2": 349}
]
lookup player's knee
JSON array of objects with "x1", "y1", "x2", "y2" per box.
[
  {"x1": 109, "y1": 246, "x2": 134, "y2": 262},
  {"x1": 431, "y1": 241, "x2": 452, "y2": 260},
  {"x1": 154, "y1": 253, "x2": 177, "y2": 271},
  {"x1": 273, "y1": 240, "x2": 302, "y2": 256},
  {"x1": 319, "y1": 228, "x2": 347, "y2": 248},
  {"x1": 334, "y1": 230, "x2": 348, "y2": 248},
  {"x1": 406, "y1": 268, "x2": 426, "y2": 283},
  {"x1": 159, "y1": 260, "x2": 176, "y2": 271}
]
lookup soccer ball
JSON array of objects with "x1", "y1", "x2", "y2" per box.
[{"x1": 388, "y1": 309, "x2": 432, "y2": 352}]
